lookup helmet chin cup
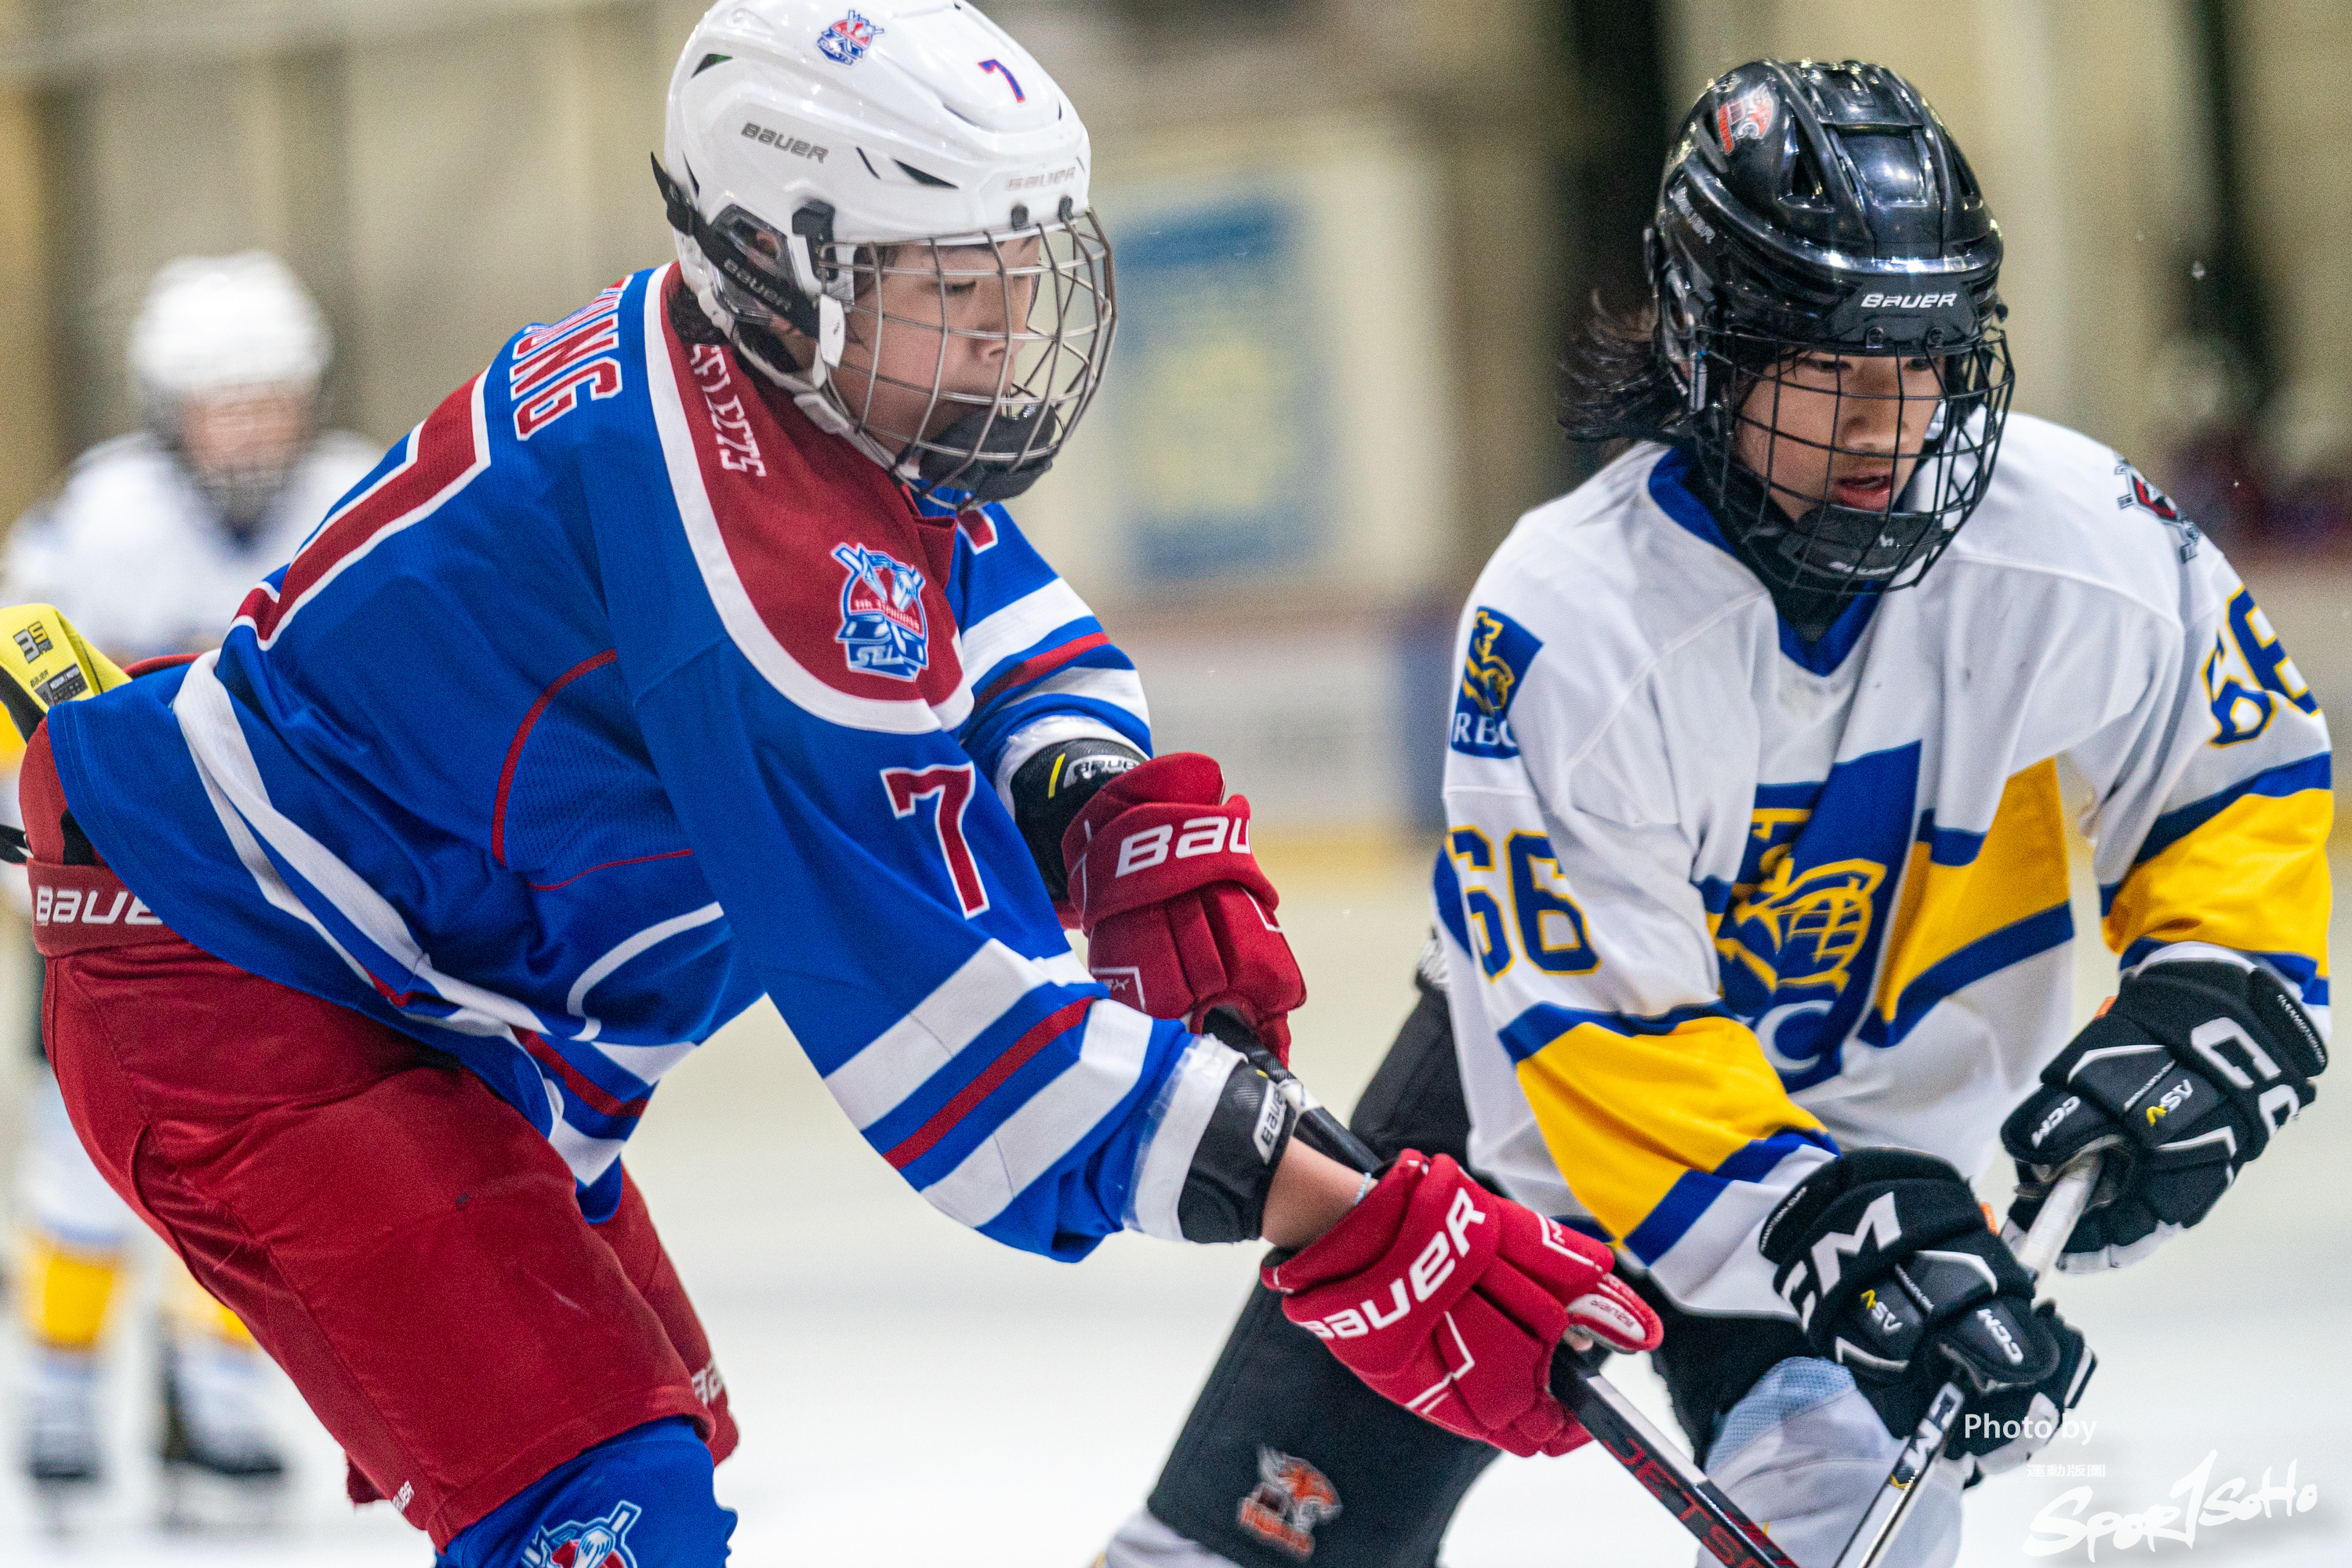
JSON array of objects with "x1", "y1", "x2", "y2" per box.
[
  {"x1": 914, "y1": 405, "x2": 1059, "y2": 503},
  {"x1": 795, "y1": 390, "x2": 858, "y2": 439}
]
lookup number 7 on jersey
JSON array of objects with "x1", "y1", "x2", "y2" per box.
[{"x1": 883, "y1": 764, "x2": 990, "y2": 917}]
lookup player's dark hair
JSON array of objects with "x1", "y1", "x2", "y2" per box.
[
  {"x1": 1555, "y1": 294, "x2": 1682, "y2": 446},
  {"x1": 666, "y1": 276, "x2": 732, "y2": 347}
]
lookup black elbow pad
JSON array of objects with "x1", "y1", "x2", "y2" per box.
[
  {"x1": 1178, "y1": 1058, "x2": 1299, "y2": 1243},
  {"x1": 1009, "y1": 738, "x2": 1145, "y2": 901}
]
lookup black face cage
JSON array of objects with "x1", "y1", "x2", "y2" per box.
[
  {"x1": 1679, "y1": 320, "x2": 2014, "y2": 598},
  {"x1": 659, "y1": 161, "x2": 1115, "y2": 504}
]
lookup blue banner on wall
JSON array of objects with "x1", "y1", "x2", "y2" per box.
[{"x1": 1109, "y1": 196, "x2": 1328, "y2": 581}]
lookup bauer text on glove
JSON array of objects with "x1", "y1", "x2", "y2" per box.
[
  {"x1": 1261, "y1": 1151, "x2": 1659, "y2": 1458},
  {"x1": 1061, "y1": 752, "x2": 1306, "y2": 1060}
]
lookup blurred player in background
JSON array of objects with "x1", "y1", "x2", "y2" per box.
[
  {"x1": 6, "y1": 250, "x2": 377, "y2": 1522},
  {"x1": 1, "y1": 4, "x2": 1661, "y2": 1564},
  {"x1": 1108, "y1": 60, "x2": 2328, "y2": 1568}
]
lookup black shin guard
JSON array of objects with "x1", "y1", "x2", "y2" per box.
[
  {"x1": 1144, "y1": 978, "x2": 1497, "y2": 1568},
  {"x1": 1145, "y1": 1282, "x2": 1497, "y2": 1568}
]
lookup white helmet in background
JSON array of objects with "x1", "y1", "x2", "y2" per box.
[
  {"x1": 130, "y1": 252, "x2": 328, "y2": 409},
  {"x1": 659, "y1": 0, "x2": 1115, "y2": 501},
  {"x1": 129, "y1": 252, "x2": 330, "y2": 527}
]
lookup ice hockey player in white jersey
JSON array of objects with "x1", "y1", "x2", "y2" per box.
[
  {"x1": 1106, "y1": 60, "x2": 2327, "y2": 1568},
  {"x1": 5, "y1": 250, "x2": 376, "y2": 1520}
]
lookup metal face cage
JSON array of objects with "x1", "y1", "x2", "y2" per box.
[
  {"x1": 163, "y1": 386, "x2": 321, "y2": 532},
  {"x1": 1683, "y1": 321, "x2": 2015, "y2": 598},
  {"x1": 698, "y1": 191, "x2": 1116, "y2": 505}
]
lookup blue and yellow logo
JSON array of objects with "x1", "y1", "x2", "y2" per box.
[
  {"x1": 1452, "y1": 607, "x2": 1541, "y2": 760},
  {"x1": 1712, "y1": 746, "x2": 1918, "y2": 1090},
  {"x1": 1719, "y1": 851, "x2": 1887, "y2": 1000}
]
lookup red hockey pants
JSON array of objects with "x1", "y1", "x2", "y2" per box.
[{"x1": 22, "y1": 726, "x2": 735, "y2": 1548}]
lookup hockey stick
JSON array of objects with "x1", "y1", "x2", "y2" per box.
[
  {"x1": 1203, "y1": 1011, "x2": 1799, "y2": 1568},
  {"x1": 1828, "y1": 1146, "x2": 2104, "y2": 1568}
]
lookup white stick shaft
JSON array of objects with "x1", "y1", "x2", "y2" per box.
[{"x1": 2013, "y1": 1149, "x2": 2103, "y2": 1281}]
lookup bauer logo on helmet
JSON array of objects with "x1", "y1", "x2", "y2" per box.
[{"x1": 816, "y1": 10, "x2": 883, "y2": 65}]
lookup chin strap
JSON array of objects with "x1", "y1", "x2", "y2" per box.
[{"x1": 652, "y1": 155, "x2": 844, "y2": 372}]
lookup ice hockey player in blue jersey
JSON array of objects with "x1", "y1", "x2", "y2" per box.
[
  {"x1": 5, "y1": 4, "x2": 1664, "y2": 1563},
  {"x1": 1106, "y1": 60, "x2": 2328, "y2": 1568}
]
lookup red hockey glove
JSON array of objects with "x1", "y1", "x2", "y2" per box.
[
  {"x1": 1061, "y1": 753, "x2": 1306, "y2": 1062},
  {"x1": 1261, "y1": 1152, "x2": 1661, "y2": 1457}
]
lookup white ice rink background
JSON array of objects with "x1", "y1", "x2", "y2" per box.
[{"x1": 0, "y1": 833, "x2": 2343, "y2": 1566}]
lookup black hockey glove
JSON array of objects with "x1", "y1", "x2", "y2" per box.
[
  {"x1": 1946, "y1": 1301, "x2": 2096, "y2": 1484},
  {"x1": 1759, "y1": 1151, "x2": 2083, "y2": 1450},
  {"x1": 2001, "y1": 959, "x2": 2325, "y2": 1272}
]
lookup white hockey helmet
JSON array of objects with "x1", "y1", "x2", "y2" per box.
[
  {"x1": 659, "y1": 0, "x2": 1114, "y2": 501},
  {"x1": 129, "y1": 251, "x2": 329, "y2": 410},
  {"x1": 128, "y1": 252, "x2": 330, "y2": 528}
]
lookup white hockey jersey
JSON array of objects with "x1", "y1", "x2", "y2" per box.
[
  {"x1": 1435, "y1": 415, "x2": 2332, "y2": 1318},
  {"x1": 2, "y1": 430, "x2": 380, "y2": 662}
]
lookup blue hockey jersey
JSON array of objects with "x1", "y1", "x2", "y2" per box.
[{"x1": 45, "y1": 267, "x2": 1242, "y2": 1255}]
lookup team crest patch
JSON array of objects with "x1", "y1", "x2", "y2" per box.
[
  {"x1": 1716, "y1": 82, "x2": 1775, "y2": 151},
  {"x1": 521, "y1": 1500, "x2": 641, "y2": 1568},
  {"x1": 1237, "y1": 1447, "x2": 1340, "y2": 1560},
  {"x1": 833, "y1": 543, "x2": 930, "y2": 681},
  {"x1": 817, "y1": 9, "x2": 883, "y2": 64},
  {"x1": 2114, "y1": 459, "x2": 2203, "y2": 561},
  {"x1": 1450, "y1": 606, "x2": 1541, "y2": 760}
]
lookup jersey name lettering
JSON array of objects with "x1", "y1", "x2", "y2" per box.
[
  {"x1": 689, "y1": 343, "x2": 767, "y2": 475},
  {"x1": 510, "y1": 286, "x2": 627, "y2": 441}
]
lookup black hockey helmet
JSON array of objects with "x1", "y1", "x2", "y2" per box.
[{"x1": 1650, "y1": 60, "x2": 2014, "y2": 598}]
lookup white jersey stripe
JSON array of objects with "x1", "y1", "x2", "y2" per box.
[
  {"x1": 823, "y1": 938, "x2": 1055, "y2": 1129},
  {"x1": 1125, "y1": 1034, "x2": 1244, "y2": 1241},
  {"x1": 176, "y1": 676, "x2": 386, "y2": 1000},
  {"x1": 583, "y1": 1038, "x2": 701, "y2": 1082},
  {"x1": 566, "y1": 902, "x2": 726, "y2": 1042},
  {"x1": 960, "y1": 577, "x2": 1092, "y2": 681},
  {"x1": 174, "y1": 653, "x2": 547, "y2": 1040},
  {"x1": 238, "y1": 373, "x2": 493, "y2": 652},
  {"x1": 921, "y1": 1000, "x2": 1154, "y2": 1228},
  {"x1": 1016, "y1": 665, "x2": 1147, "y2": 716},
  {"x1": 545, "y1": 1092, "x2": 628, "y2": 1186}
]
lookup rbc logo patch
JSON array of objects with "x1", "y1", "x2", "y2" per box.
[
  {"x1": 1450, "y1": 607, "x2": 1541, "y2": 759},
  {"x1": 522, "y1": 1500, "x2": 640, "y2": 1568},
  {"x1": 817, "y1": 9, "x2": 883, "y2": 64},
  {"x1": 833, "y1": 543, "x2": 930, "y2": 681}
]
